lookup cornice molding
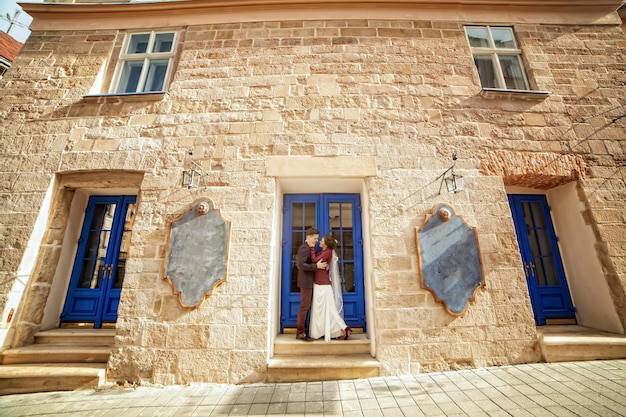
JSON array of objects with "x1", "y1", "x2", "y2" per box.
[{"x1": 21, "y1": 0, "x2": 625, "y2": 31}]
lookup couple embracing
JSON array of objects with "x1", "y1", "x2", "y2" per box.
[{"x1": 295, "y1": 228, "x2": 352, "y2": 342}]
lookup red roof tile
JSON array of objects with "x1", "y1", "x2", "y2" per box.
[{"x1": 0, "y1": 31, "x2": 23, "y2": 63}]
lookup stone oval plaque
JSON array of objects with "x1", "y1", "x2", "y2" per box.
[
  {"x1": 416, "y1": 203, "x2": 485, "y2": 316},
  {"x1": 163, "y1": 198, "x2": 230, "y2": 308}
]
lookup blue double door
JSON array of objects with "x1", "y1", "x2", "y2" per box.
[
  {"x1": 61, "y1": 195, "x2": 137, "y2": 328},
  {"x1": 281, "y1": 194, "x2": 366, "y2": 331},
  {"x1": 508, "y1": 194, "x2": 575, "y2": 325}
]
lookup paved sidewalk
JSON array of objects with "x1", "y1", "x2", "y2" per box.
[{"x1": 1, "y1": 360, "x2": 625, "y2": 417}]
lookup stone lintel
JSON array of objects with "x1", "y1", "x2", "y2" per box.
[
  {"x1": 58, "y1": 170, "x2": 145, "y2": 189},
  {"x1": 266, "y1": 156, "x2": 377, "y2": 178},
  {"x1": 481, "y1": 150, "x2": 587, "y2": 190}
]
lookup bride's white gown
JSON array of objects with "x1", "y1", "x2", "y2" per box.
[{"x1": 309, "y1": 251, "x2": 347, "y2": 342}]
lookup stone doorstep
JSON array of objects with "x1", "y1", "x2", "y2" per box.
[
  {"x1": 273, "y1": 333, "x2": 371, "y2": 356},
  {"x1": 0, "y1": 363, "x2": 108, "y2": 395},
  {"x1": 269, "y1": 333, "x2": 379, "y2": 383},
  {"x1": 537, "y1": 325, "x2": 626, "y2": 363},
  {"x1": 1, "y1": 345, "x2": 113, "y2": 365},
  {"x1": 267, "y1": 354, "x2": 380, "y2": 383},
  {"x1": 0, "y1": 328, "x2": 115, "y2": 394},
  {"x1": 34, "y1": 328, "x2": 116, "y2": 346}
]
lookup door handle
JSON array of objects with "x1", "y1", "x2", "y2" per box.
[
  {"x1": 529, "y1": 262, "x2": 536, "y2": 277},
  {"x1": 523, "y1": 262, "x2": 529, "y2": 277},
  {"x1": 98, "y1": 264, "x2": 108, "y2": 285}
]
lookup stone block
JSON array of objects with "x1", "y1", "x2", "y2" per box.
[
  {"x1": 230, "y1": 350, "x2": 267, "y2": 384},
  {"x1": 176, "y1": 349, "x2": 230, "y2": 383},
  {"x1": 168, "y1": 324, "x2": 210, "y2": 349},
  {"x1": 141, "y1": 322, "x2": 169, "y2": 348}
]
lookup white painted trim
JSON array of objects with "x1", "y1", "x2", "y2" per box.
[
  {"x1": 270, "y1": 176, "x2": 376, "y2": 353},
  {"x1": 42, "y1": 187, "x2": 139, "y2": 331},
  {"x1": 505, "y1": 184, "x2": 624, "y2": 334},
  {"x1": 547, "y1": 183, "x2": 624, "y2": 334},
  {"x1": 0, "y1": 176, "x2": 55, "y2": 348}
]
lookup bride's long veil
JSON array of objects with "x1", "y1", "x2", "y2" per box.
[{"x1": 329, "y1": 250, "x2": 344, "y2": 318}]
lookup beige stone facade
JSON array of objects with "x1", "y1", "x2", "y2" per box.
[{"x1": 1, "y1": 0, "x2": 625, "y2": 385}]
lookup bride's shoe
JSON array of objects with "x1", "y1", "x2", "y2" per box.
[{"x1": 343, "y1": 326, "x2": 352, "y2": 340}]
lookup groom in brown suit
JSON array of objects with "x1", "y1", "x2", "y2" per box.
[{"x1": 295, "y1": 228, "x2": 327, "y2": 341}]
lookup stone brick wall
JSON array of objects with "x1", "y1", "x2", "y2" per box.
[{"x1": 0, "y1": 17, "x2": 624, "y2": 384}]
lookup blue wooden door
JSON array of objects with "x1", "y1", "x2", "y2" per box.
[
  {"x1": 281, "y1": 194, "x2": 365, "y2": 331},
  {"x1": 61, "y1": 195, "x2": 136, "y2": 328},
  {"x1": 508, "y1": 194, "x2": 575, "y2": 325}
]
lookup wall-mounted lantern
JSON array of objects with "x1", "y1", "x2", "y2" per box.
[
  {"x1": 182, "y1": 168, "x2": 201, "y2": 189},
  {"x1": 439, "y1": 153, "x2": 464, "y2": 194},
  {"x1": 181, "y1": 149, "x2": 207, "y2": 189}
]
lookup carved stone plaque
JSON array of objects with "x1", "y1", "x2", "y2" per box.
[
  {"x1": 163, "y1": 198, "x2": 230, "y2": 308},
  {"x1": 416, "y1": 203, "x2": 485, "y2": 316}
]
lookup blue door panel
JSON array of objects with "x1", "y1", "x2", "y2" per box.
[
  {"x1": 342, "y1": 303, "x2": 356, "y2": 317},
  {"x1": 103, "y1": 294, "x2": 120, "y2": 321},
  {"x1": 541, "y1": 293, "x2": 570, "y2": 311},
  {"x1": 68, "y1": 296, "x2": 99, "y2": 315},
  {"x1": 508, "y1": 194, "x2": 575, "y2": 325},
  {"x1": 281, "y1": 194, "x2": 365, "y2": 331}
]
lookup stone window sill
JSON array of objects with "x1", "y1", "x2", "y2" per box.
[
  {"x1": 83, "y1": 91, "x2": 166, "y2": 104},
  {"x1": 480, "y1": 88, "x2": 550, "y2": 100}
]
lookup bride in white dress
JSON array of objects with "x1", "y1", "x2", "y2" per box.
[{"x1": 308, "y1": 235, "x2": 352, "y2": 342}]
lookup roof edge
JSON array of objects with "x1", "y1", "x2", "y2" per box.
[{"x1": 19, "y1": 0, "x2": 625, "y2": 30}]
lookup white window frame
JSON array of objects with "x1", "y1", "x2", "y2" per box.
[
  {"x1": 110, "y1": 31, "x2": 178, "y2": 94},
  {"x1": 465, "y1": 25, "x2": 530, "y2": 91}
]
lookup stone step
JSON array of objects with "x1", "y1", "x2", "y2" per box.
[
  {"x1": 1, "y1": 344, "x2": 113, "y2": 365},
  {"x1": 34, "y1": 328, "x2": 116, "y2": 346},
  {"x1": 0, "y1": 363, "x2": 108, "y2": 395},
  {"x1": 269, "y1": 332, "x2": 378, "y2": 383},
  {"x1": 267, "y1": 354, "x2": 380, "y2": 383},
  {"x1": 538, "y1": 325, "x2": 626, "y2": 363},
  {"x1": 274, "y1": 333, "x2": 371, "y2": 355}
]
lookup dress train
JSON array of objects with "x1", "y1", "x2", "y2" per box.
[{"x1": 309, "y1": 251, "x2": 348, "y2": 342}]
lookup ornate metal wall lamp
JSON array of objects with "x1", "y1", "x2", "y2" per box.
[
  {"x1": 438, "y1": 153, "x2": 464, "y2": 194},
  {"x1": 181, "y1": 149, "x2": 208, "y2": 189}
]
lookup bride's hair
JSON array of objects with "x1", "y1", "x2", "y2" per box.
[{"x1": 323, "y1": 235, "x2": 338, "y2": 250}]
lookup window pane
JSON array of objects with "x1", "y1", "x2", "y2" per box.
[
  {"x1": 143, "y1": 59, "x2": 169, "y2": 92},
  {"x1": 113, "y1": 261, "x2": 125, "y2": 289},
  {"x1": 291, "y1": 202, "x2": 316, "y2": 230},
  {"x1": 343, "y1": 263, "x2": 355, "y2": 293},
  {"x1": 153, "y1": 33, "x2": 174, "y2": 53},
  {"x1": 127, "y1": 33, "x2": 150, "y2": 54},
  {"x1": 536, "y1": 229, "x2": 553, "y2": 258},
  {"x1": 466, "y1": 27, "x2": 490, "y2": 48},
  {"x1": 491, "y1": 28, "x2": 517, "y2": 49},
  {"x1": 116, "y1": 60, "x2": 144, "y2": 93},
  {"x1": 79, "y1": 259, "x2": 104, "y2": 289},
  {"x1": 304, "y1": 204, "x2": 316, "y2": 230},
  {"x1": 542, "y1": 257, "x2": 559, "y2": 286},
  {"x1": 499, "y1": 55, "x2": 528, "y2": 90},
  {"x1": 530, "y1": 203, "x2": 546, "y2": 228},
  {"x1": 114, "y1": 203, "x2": 136, "y2": 290},
  {"x1": 534, "y1": 256, "x2": 547, "y2": 286},
  {"x1": 290, "y1": 263, "x2": 298, "y2": 292},
  {"x1": 473, "y1": 55, "x2": 497, "y2": 88}
]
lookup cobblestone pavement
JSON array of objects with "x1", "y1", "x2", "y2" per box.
[{"x1": 1, "y1": 360, "x2": 625, "y2": 417}]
